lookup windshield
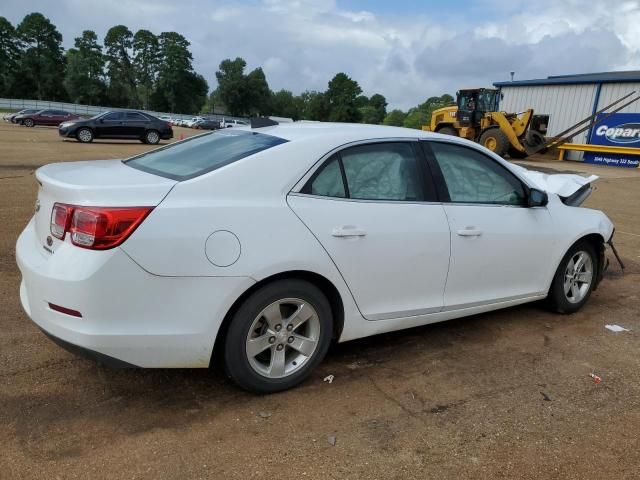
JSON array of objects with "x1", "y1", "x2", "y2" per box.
[{"x1": 124, "y1": 130, "x2": 288, "y2": 181}]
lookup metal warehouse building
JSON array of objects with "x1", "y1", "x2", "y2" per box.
[{"x1": 494, "y1": 71, "x2": 640, "y2": 158}]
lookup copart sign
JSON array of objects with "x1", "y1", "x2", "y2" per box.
[{"x1": 585, "y1": 113, "x2": 640, "y2": 168}]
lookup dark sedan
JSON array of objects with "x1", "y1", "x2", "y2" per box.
[
  {"x1": 15, "y1": 109, "x2": 80, "y2": 127},
  {"x1": 4, "y1": 109, "x2": 41, "y2": 123},
  {"x1": 58, "y1": 110, "x2": 173, "y2": 144},
  {"x1": 192, "y1": 119, "x2": 222, "y2": 130}
]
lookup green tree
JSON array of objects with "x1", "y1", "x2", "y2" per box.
[
  {"x1": 16, "y1": 13, "x2": 66, "y2": 100},
  {"x1": 326, "y1": 72, "x2": 362, "y2": 122},
  {"x1": 104, "y1": 25, "x2": 137, "y2": 107},
  {"x1": 355, "y1": 94, "x2": 369, "y2": 109},
  {"x1": 403, "y1": 94, "x2": 454, "y2": 129},
  {"x1": 383, "y1": 109, "x2": 406, "y2": 126},
  {"x1": 0, "y1": 17, "x2": 20, "y2": 97},
  {"x1": 214, "y1": 58, "x2": 271, "y2": 116},
  {"x1": 300, "y1": 90, "x2": 329, "y2": 121},
  {"x1": 64, "y1": 30, "x2": 106, "y2": 104},
  {"x1": 368, "y1": 93, "x2": 388, "y2": 123},
  {"x1": 133, "y1": 29, "x2": 159, "y2": 109},
  {"x1": 245, "y1": 67, "x2": 270, "y2": 115},
  {"x1": 270, "y1": 89, "x2": 304, "y2": 120},
  {"x1": 215, "y1": 57, "x2": 248, "y2": 116},
  {"x1": 151, "y1": 32, "x2": 207, "y2": 113},
  {"x1": 359, "y1": 105, "x2": 380, "y2": 124}
]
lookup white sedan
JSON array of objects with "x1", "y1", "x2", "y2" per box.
[{"x1": 16, "y1": 122, "x2": 614, "y2": 392}]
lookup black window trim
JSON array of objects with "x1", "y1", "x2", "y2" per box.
[
  {"x1": 299, "y1": 140, "x2": 438, "y2": 203},
  {"x1": 421, "y1": 139, "x2": 531, "y2": 207}
]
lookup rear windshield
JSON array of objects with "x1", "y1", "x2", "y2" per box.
[{"x1": 124, "y1": 130, "x2": 288, "y2": 180}]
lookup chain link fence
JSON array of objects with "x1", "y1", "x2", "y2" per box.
[{"x1": 0, "y1": 98, "x2": 248, "y2": 123}]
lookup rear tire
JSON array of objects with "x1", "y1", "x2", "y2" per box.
[
  {"x1": 479, "y1": 128, "x2": 509, "y2": 157},
  {"x1": 437, "y1": 126, "x2": 458, "y2": 137},
  {"x1": 76, "y1": 128, "x2": 94, "y2": 143},
  {"x1": 23, "y1": 118, "x2": 34, "y2": 128},
  {"x1": 547, "y1": 241, "x2": 597, "y2": 314},
  {"x1": 144, "y1": 129, "x2": 160, "y2": 145},
  {"x1": 224, "y1": 279, "x2": 333, "y2": 393}
]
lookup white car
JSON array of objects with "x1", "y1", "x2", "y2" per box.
[
  {"x1": 16, "y1": 123, "x2": 614, "y2": 392},
  {"x1": 183, "y1": 116, "x2": 205, "y2": 128}
]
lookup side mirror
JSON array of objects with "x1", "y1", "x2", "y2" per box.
[
  {"x1": 528, "y1": 188, "x2": 548, "y2": 207},
  {"x1": 99, "y1": 118, "x2": 104, "y2": 123}
]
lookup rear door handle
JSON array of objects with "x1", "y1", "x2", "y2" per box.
[
  {"x1": 457, "y1": 227, "x2": 482, "y2": 237},
  {"x1": 332, "y1": 226, "x2": 367, "y2": 237}
]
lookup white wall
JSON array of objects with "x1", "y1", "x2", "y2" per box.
[
  {"x1": 596, "y1": 82, "x2": 640, "y2": 112},
  {"x1": 499, "y1": 84, "x2": 597, "y2": 144}
]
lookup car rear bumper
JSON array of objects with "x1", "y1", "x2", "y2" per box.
[
  {"x1": 16, "y1": 218, "x2": 254, "y2": 368},
  {"x1": 161, "y1": 129, "x2": 173, "y2": 140}
]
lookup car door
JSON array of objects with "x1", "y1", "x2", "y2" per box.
[
  {"x1": 288, "y1": 141, "x2": 451, "y2": 321},
  {"x1": 124, "y1": 112, "x2": 148, "y2": 138},
  {"x1": 38, "y1": 110, "x2": 55, "y2": 125},
  {"x1": 422, "y1": 140, "x2": 556, "y2": 310},
  {"x1": 97, "y1": 112, "x2": 125, "y2": 137}
]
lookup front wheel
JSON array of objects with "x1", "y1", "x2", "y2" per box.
[
  {"x1": 224, "y1": 279, "x2": 333, "y2": 393},
  {"x1": 144, "y1": 129, "x2": 160, "y2": 144},
  {"x1": 76, "y1": 128, "x2": 94, "y2": 143},
  {"x1": 547, "y1": 241, "x2": 597, "y2": 313},
  {"x1": 23, "y1": 118, "x2": 35, "y2": 128},
  {"x1": 479, "y1": 128, "x2": 509, "y2": 157}
]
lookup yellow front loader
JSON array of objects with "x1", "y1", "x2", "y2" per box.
[{"x1": 422, "y1": 88, "x2": 548, "y2": 158}]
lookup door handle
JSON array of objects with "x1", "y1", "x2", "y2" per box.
[
  {"x1": 332, "y1": 226, "x2": 367, "y2": 237},
  {"x1": 457, "y1": 227, "x2": 482, "y2": 237}
]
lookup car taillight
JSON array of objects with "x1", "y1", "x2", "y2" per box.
[
  {"x1": 50, "y1": 203, "x2": 152, "y2": 250},
  {"x1": 50, "y1": 203, "x2": 73, "y2": 239}
]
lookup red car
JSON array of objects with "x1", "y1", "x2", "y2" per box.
[{"x1": 15, "y1": 109, "x2": 81, "y2": 127}]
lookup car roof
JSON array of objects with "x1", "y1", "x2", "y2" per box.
[{"x1": 251, "y1": 122, "x2": 438, "y2": 143}]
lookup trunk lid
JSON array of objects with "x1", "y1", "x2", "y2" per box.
[
  {"x1": 34, "y1": 160, "x2": 176, "y2": 250},
  {"x1": 512, "y1": 165, "x2": 598, "y2": 206}
]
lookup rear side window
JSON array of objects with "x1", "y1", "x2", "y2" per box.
[
  {"x1": 125, "y1": 112, "x2": 148, "y2": 121},
  {"x1": 304, "y1": 142, "x2": 424, "y2": 201},
  {"x1": 125, "y1": 130, "x2": 288, "y2": 180},
  {"x1": 309, "y1": 155, "x2": 346, "y2": 198}
]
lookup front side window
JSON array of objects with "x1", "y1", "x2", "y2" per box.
[
  {"x1": 103, "y1": 112, "x2": 123, "y2": 121},
  {"x1": 125, "y1": 130, "x2": 288, "y2": 180},
  {"x1": 429, "y1": 141, "x2": 526, "y2": 206},
  {"x1": 303, "y1": 142, "x2": 424, "y2": 201}
]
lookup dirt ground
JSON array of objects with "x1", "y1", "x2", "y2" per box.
[{"x1": 1, "y1": 121, "x2": 639, "y2": 479}]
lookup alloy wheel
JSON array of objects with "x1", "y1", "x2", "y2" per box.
[
  {"x1": 78, "y1": 129, "x2": 92, "y2": 142},
  {"x1": 146, "y1": 131, "x2": 159, "y2": 144},
  {"x1": 245, "y1": 298, "x2": 321, "y2": 379},
  {"x1": 563, "y1": 250, "x2": 593, "y2": 303}
]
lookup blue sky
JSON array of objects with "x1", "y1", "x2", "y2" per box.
[{"x1": 3, "y1": 0, "x2": 639, "y2": 109}]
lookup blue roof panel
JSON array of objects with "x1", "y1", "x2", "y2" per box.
[{"x1": 494, "y1": 70, "x2": 640, "y2": 87}]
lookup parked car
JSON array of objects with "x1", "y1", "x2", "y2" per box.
[
  {"x1": 221, "y1": 118, "x2": 249, "y2": 128},
  {"x1": 4, "y1": 109, "x2": 41, "y2": 123},
  {"x1": 192, "y1": 119, "x2": 221, "y2": 130},
  {"x1": 15, "y1": 109, "x2": 80, "y2": 127},
  {"x1": 58, "y1": 110, "x2": 173, "y2": 144},
  {"x1": 158, "y1": 115, "x2": 174, "y2": 123},
  {"x1": 17, "y1": 123, "x2": 614, "y2": 393},
  {"x1": 183, "y1": 116, "x2": 205, "y2": 128}
]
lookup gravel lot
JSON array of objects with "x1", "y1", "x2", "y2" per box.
[{"x1": 1, "y1": 121, "x2": 639, "y2": 479}]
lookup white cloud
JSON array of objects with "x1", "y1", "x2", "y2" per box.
[{"x1": 3, "y1": 0, "x2": 640, "y2": 109}]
